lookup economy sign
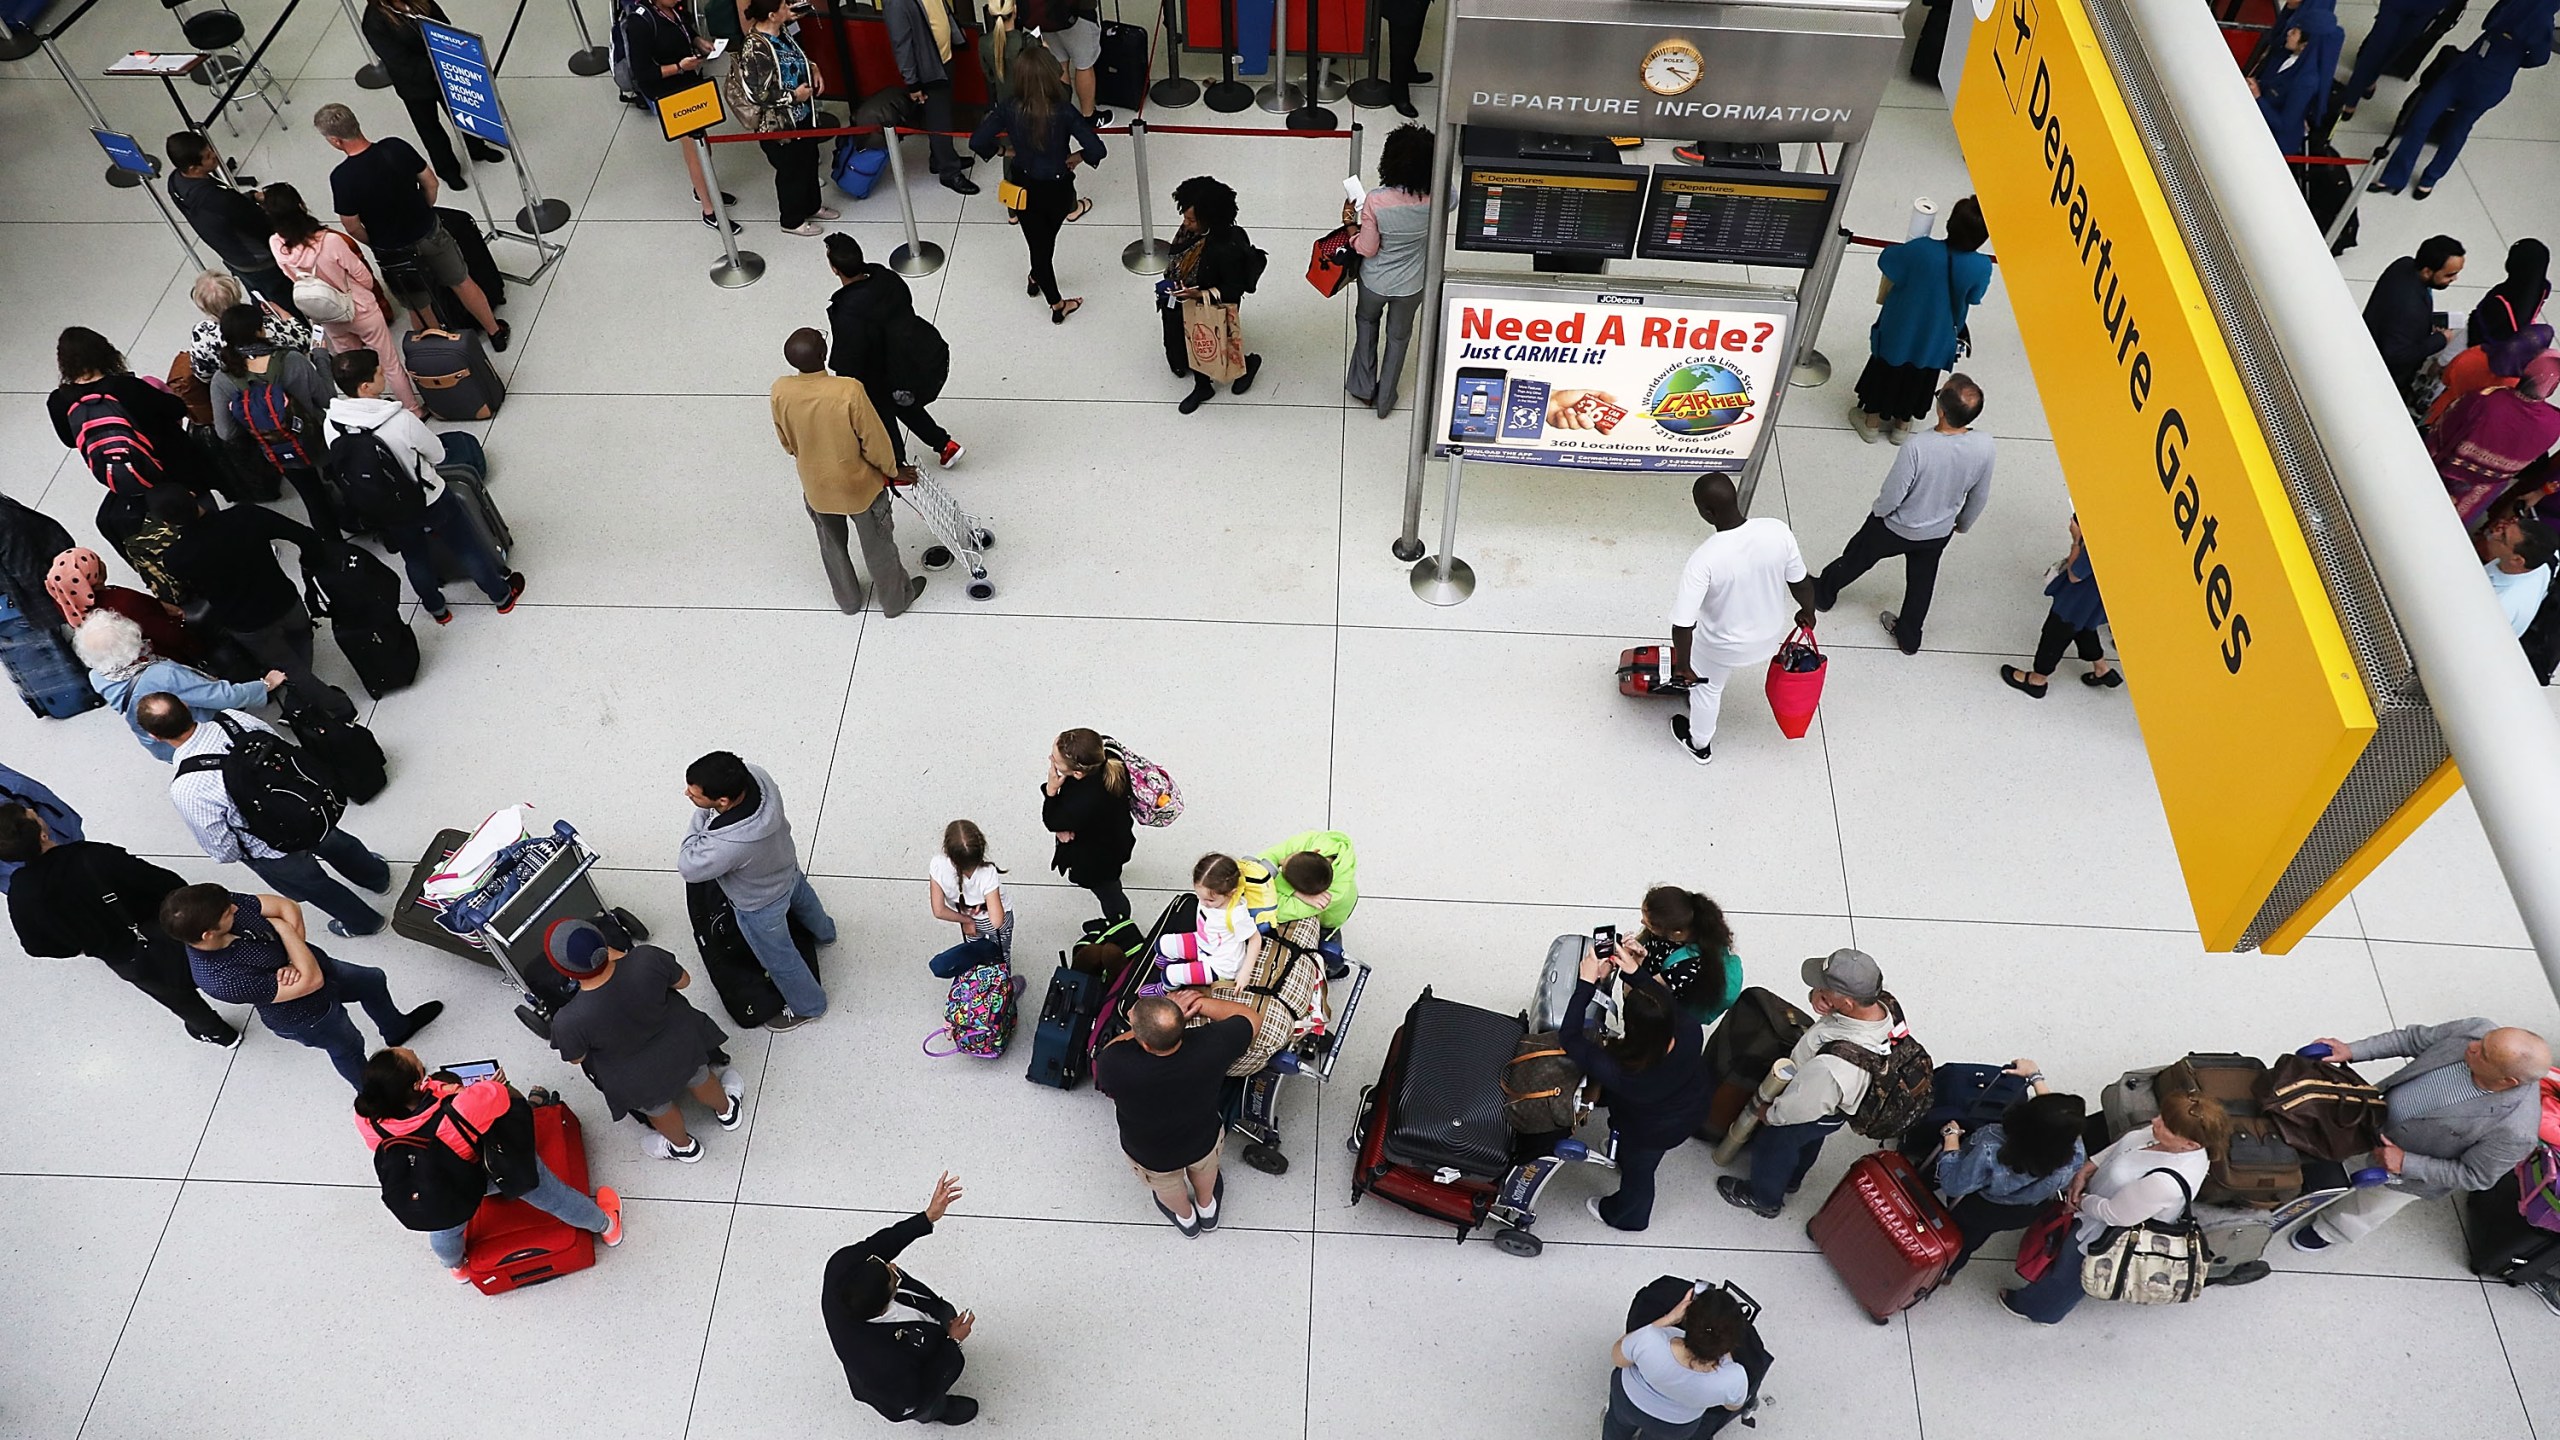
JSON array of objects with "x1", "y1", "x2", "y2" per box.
[
  {"x1": 1432, "y1": 284, "x2": 1793, "y2": 472},
  {"x1": 419, "y1": 19, "x2": 508, "y2": 149},
  {"x1": 1955, "y1": 0, "x2": 2374, "y2": 950}
]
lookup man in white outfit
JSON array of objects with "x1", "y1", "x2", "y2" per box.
[{"x1": 1667, "y1": 475, "x2": 1819, "y2": 765}]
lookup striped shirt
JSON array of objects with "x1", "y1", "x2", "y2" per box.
[{"x1": 168, "y1": 710, "x2": 287, "y2": 863}]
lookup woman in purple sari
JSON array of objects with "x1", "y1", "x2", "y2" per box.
[{"x1": 2432, "y1": 353, "x2": 2560, "y2": 529}]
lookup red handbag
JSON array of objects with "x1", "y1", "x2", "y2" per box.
[
  {"x1": 1764, "y1": 626, "x2": 1826, "y2": 739},
  {"x1": 1306, "y1": 224, "x2": 1359, "y2": 298},
  {"x1": 2013, "y1": 1200, "x2": 2073, "y2": 1283}
]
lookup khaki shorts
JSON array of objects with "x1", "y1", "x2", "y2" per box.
[
  {"x1": 379, "y1": 223, "x2": 468, "y2": 304},
  {"x1": 1042, "y1": 16, "x2": 1102, "y2": 71},
  {"x1": 1126, "y1": 1132, "x2": 1222, "y2": 1190}
]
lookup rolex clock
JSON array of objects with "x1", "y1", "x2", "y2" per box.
[{"x1": 1640, "y1": 37, "x2": 1704, "y2": 96}]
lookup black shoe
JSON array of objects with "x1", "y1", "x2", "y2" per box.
[
  {"x1": 720, "y1": 191, "x2": 738, "y2": 206},
  {"x1": 934, "y1": 1396, "x2": 980, "y2": 1425},
  {"x1": 2082, "y1": 667, "x2": 2124, "y2": 688},
  {"x1": 191, "y1": 1023, "x2": 243, "y2": 1046},
  {"x1": 1179, "y1": 376, "x2": 1216, "y2": 414},
  {"x1": 1091, "y1": 108, "x2": 1114, "y2": 125},
  {"x1": 702, "y1": 211, "x2": 742, "y2": 234},
  {"x1": 439, "y1": 170, "x2": 469, "y2": 191},
  {"x1": 1233, "y1": 353, "x2": 1263, "y2": 394},
  {"x1": 2365, "y1": 179, "x2": 2397, "y2": 194},
  {"x1": 1715, "y1": 1176, "x2": 1781, "y2": 1218},
  {"x1": 1408, "y1": 70, "x2": 1432, "y2": 83},
  {"x1": 489, "y1": 320, "x2": 512, "y2": 353},
  {"x1": 1999, "y1": 664, "x2": 2048, "y2": 698},
  {"x1": 1196, "y1": 1173, "x2": 1223, "y2": 1232},
  {"x1": 1391, "y1": 91, "x2": 1419, "y2": 119},
  {"x1": 942, "y1": 171, "x2": 981, "y2": 196},
  {"x1": 383, "y1": 1000, "x2": 446, "y2": 1047},
  {"x1": 468, "y1": 139, "x2": 508, "y2": 164}
]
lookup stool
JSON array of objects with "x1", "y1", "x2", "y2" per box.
[{"x1": 160, "y1": 0, "x2": 290, "y2": 133}]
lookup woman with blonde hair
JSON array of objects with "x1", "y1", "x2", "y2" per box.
[
  {"x1": 1041, "y1": 727, "x2": 1135, "y2": 922},
  {"x1": 261, "y1": 182, "x2": 424, "y2": 417},
  {"x1": 2002, "y1": 1086, "x2": 2227, "y2": 1324},
  {"x1": 187, "y1": 271, "x2": 311, "y2": 381}
]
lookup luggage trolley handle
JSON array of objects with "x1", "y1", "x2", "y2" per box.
[{"x1": 485, "y1": 835, "x2": 606, "y2": 950}]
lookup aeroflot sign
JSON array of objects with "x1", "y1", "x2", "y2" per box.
[{"x1": 1955, "y1": 0, "x2": 2374, "y2": 951}]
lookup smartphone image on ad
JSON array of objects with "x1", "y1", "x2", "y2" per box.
[
  {"x1": 1450, "y1": 367, "x2": 1507, "y2": 443},
  {"x1": 1502, "y1": 377, "x2": 1551, "y2": 440}
]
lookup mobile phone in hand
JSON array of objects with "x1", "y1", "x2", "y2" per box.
[{"x1": 1591, "y1": 924, "x2": 1618, "y2": 959}]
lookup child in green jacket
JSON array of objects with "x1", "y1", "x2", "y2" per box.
[{"x1": 1259, "y1": 830, "x2": 1357, "y2": 934}]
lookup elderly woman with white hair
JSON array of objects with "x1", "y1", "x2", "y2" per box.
[
  {"x1": 187, "y1": 271, "x2": 313, "y2": 383},
  {"x1": 73, "y1": 611, "x2": 283, "y2": 762}
]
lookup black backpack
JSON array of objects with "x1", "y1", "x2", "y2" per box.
[
  {"x1": 369, "y1": 1096, "x2": 491, "y2": 1231},
  {"x1": 1820, "y1": 993, "x2": 1935, "y2": 1139},
  {"x1": 883, "y1": 311, "x2": 951, "y2": 410},
  {"x1": 326, "y1": 421, "x2": 429, "y2": 532},
  {"x1": 2522, "y1": 567, "x2": 2560, "y2": 686},
  {"x1": 175, "y1": 713, "x2": 346, "y2": 853}
]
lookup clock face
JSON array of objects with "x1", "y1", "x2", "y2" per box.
[{"x1": 1641, "y1": 39, "x2": 1703, "y2": 96}]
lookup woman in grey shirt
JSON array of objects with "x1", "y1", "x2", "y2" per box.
[
  {"x1": 1605, "y1": 1286, "x2": 1751, "y2": 1439},
  {"x1": 1344, "y1": 124, "x2": 1436, "y2": 418}
]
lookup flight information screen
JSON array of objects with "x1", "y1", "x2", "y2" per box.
[
  {"x1": 1637, "y1": 167, "x2": 1842, "y2": 268},
  {"x1": 1455, "y1": 160, "x2": 1645, "y2": 259}
]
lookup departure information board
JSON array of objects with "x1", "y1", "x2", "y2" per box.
[
  {"x1": 1455, "y1": 159, "x2": 1645, "y2": 260},
  {"x1": 1637, "y1": 167, "x2": 1841, "y2": 268}
]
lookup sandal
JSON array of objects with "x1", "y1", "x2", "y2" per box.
[
  {"x1": 1026, "y1": 271, "x2": 1039, "y2": 296},
  {"x1": 1999, "y1": 664, "x2": 2048, "y2": 699},
  {"x1": 1051, "y1": 297, "x2": 1082, "y2": 324},
  {"x1": 1065, "y1": 196, "x2": 1093, "y2": 223}
]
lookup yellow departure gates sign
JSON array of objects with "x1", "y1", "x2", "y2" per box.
[{"x1": 1954, "y1": 0, "x2": 2375, "y2": 950}]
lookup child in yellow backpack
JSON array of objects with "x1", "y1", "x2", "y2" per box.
[{"x1": 1158, "y1": 852, "x2": 1275, "y2": 986}]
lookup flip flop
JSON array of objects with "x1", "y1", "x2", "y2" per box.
[{"x1": 1065, "y1": 196, "x2": 1093, "y2": 223}]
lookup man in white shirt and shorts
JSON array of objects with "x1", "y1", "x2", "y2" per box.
[{"x1": 1667, "y1": 475, "x2": 1818, "y2": 765}]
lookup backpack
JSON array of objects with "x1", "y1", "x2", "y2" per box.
[
  {"x1": 174, "y1": 712, "x2": 346, "y2": 853},
  {"x1": 608, "y1": 0, "x2": 646, "y2": 100},
  {"x1": 931, "y1": 962, "x2": 1017, "y2": 1058},
  {"x1": 286, "y1": 258, "x2": 358, "y2": 325},
  {"x1": 1233, "y1": 238, "x2": 1270, "y2": 296},
  {"x1": 1819, "y1": 994, "x2": 1934, "y2": 1139},
  {"x1": 326, "y1": 421, "x2": 429, "y2": 532},
  {"x1": 227, "y1": 372, "x2": 315, "y2": 472},
  {"x1": 369, "y1": 1096, "x2": 492, "y2": 1231},
  {"x1": 1102, "y1": 735, "x2": 1183, "y2": 827},
  {"x1": 67, "y1": 389, "x2": 167, "y2": 495},
  {"x1": 2521, "y1": 568, "x2": 2560, "y2": 686},
  {"x1": 882, "y1": 311, "x2": 951, "y2": 410}
]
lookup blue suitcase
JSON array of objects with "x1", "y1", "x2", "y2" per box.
[
  {"x1": 1026, "y1": 965, "x2": 1105, "y2": 1089},
  {"x1": 1896, "y1": 1062, "x2": 2032, "y2": 1164},
  {"x1": 0, "y1": 590, "x2": 101, "y2": 719}
]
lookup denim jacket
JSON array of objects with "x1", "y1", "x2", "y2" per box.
[{"x1": 1935, "y1": 1122, "x2": 2082, "y2": 1207}]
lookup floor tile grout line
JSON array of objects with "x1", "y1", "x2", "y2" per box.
[
  {"x1": 674, "y1": 1178, "x2": 749, "y2": 1440},
  {"x1": 2477, "y1": 1276, "x2": 2546, "y2": 1440},
  {"x1": 799, "y1": 602, "x2": 871, "y2": 887}
]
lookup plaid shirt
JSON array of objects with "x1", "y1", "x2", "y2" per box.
[{"x1": 168, "y1": 710, "x2": 286, "y2": 863}]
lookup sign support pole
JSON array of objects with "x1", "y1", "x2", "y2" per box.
[
  {"x1": 1785, "y1": 134, "x2": 1865, "y2": 390},
  {"x1": 422, "y1": 18, "x2": 569, "y2": 280},
  {"x1": 1392, "y1": 6, "x2": 1462, "y2": 562},
  {"x1": 884, "y1": 135, "x2": 946, "y2": 276},
  {"x1": 696, "y1": 136, "x2": 764, "y2": 286},
  {"x1": 336, "y1": 0, "x2": 393, "y2": 87},
  {"x1": 564, "y1": 0, "x2": 609, "y2": 75},
  {"x1": 1122, "y1": 118, "x2": 1170, "y2": 273},
  {"x1": 1408, "y1": 444, "x2": 1475, "y2": 604}
]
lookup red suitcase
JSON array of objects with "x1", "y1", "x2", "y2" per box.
[
  {"x1": 1617, "y1": 645, "x2": 1692, "y2": 697},
  {"x1": 1806, "y1": 1150, "x2": 1960, "y2": 1322},
  {"x1": 1350, "y1": 1005, "x2": 1497, "y2": 1235},
  {"x1": 460, "y1": 1098, "x2": 596, "y2": 1295}
]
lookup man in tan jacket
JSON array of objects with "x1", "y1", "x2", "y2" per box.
[{"x1": 771, "y1": 328, "x2": 926, "y2": 616}]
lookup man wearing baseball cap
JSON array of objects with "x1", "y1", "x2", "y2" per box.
[
  {"x1": 543, "y1": 918, "x2": 742, "y2": 1164},
  {"x1": 1717, "y1": 948, "x2": 1900, "y2": 1218}
]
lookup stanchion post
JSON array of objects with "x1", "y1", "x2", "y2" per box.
[
  {"x1": 1784, "y1": 134, "x2": 1865, "y2": 390},
  {"x1": 1346, "y1": 119, "x2": 1362, "y2": 183},
  {"x1": 43, "y1": 38, "x2": 143, "y2": 187},
  {"x1": 696, "y1": 135, "x2": 765, "y2": 286},
  {"x1": 1150, "y1": 0, "x2": 1202, "y2": 106},
  {"x1": 1346, "y1": 0, "x2": 1390, "y2": 108},
  {"x1": 1393, "y1": 8, "x2": 1461, "y2": 561},
  {"x1": 1122, "y1": 117, "x2": 1171, "y2": 273},
  {"x1": 883, "y1": 131, "x2": 946, "y2": 276},
  {"x1": 337, "y1": 0, "x2": 393, "y2": 87},
  {"x1": 1287, "y1": 0, "x2": 1336, "y2": 129},
  {"x1": 563, "y1": 0, "x2": 609, "y2": 75},
  {"x1": 1408, "y1": 444, "x2": 1475, "y2": 604},
  {"x1": 1255, "y1": 0, "x2": 1302, "y2": 111},
  {"x1": 1204, "y1": 0, "x2": 1252, "y2": 110}
]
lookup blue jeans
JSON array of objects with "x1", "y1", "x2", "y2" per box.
[
  {"x1": 245, "y1": 827, "x2": 389, "y2": 935},
  {"x1": 426, "y1": 1157, "x2": 607, "y2": 1268},
  {"x1": 1745, "y1": 1116, "x2": 1845, "y2": 1209},
  {"x1": 391, "y1": 491, "x2": 511, "y2": 614},
  {"x1": 2378, "y1": 58, "x2": 2518, "y2": 190},
  {"x1": 929, "y1": 935, "x2": 1005, "y2": 979},
  {"x1": 2004, "y1": 1233, "x2": 2091, "y2": 1323},
  {"x1": 735, "y1": 873, "x2": 834, "y2": 1017},
  {"x1": 262, "y1": 953, "x2": 412, "y2": 1086}
]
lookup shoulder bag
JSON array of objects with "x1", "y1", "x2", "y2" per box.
[{"x1": 2080, "y1": 1166, "x2": 2209, "y2": 1304}]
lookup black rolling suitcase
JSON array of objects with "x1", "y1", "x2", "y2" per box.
[
  {"x1": 2301, "y1": 138, "x2": 2359, "y2": 255},
  {"x1": 394, "y1": 827, "x2": 487, "y2": 960},
  {"x1": 402, "y1": 326, "x2": 506, "y2": 422},
  {"x1": 686, "y1": 880, "x2": 821, "y2": 1029},
  {"x1": 425, "y1": 207, "x2": 506, "y2": 330},
  {"x1": 2384, "y1": 0, "x2": 2464, "y2": 78},
  {"x1": 1381, "y1": 991, "x2": 1524, "y2": 1178},
  {"x1": 0, "y1": 588, "x2": 101, "y2": 719},
  {"x1": 1623, "y1": 1277, "x2": 1773, "y2": 1436},
  {"x1": 1094, "y1": 19, "x2": 1149, "y2": 110},
  {"x1": 303, "y1": 544, "x2": 419, "y2": 699},
  {"x1": 2467, "y1": 1169, "x2": 2560, "y2": 1284},
  {"x1": 430, "y1": 462, "x2": 513, "y2": 584}
]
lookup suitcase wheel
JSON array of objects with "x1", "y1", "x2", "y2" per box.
[
  {"x1": 1493, "y1": 1227, "x2": 1543, "y2": 1258},
  {"x1": 1243, "y1": 1141, "x2": 1288, "y2": 1176},
  {"x1": 612, "y1": 906, "x2": 650, "y2": 944}
]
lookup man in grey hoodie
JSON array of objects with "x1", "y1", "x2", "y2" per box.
[
  {"x1": 678, "y1": 751, "x2": 836, "y2": 1029},
  {"x1": 1717, "y1": 948, "x2": 1901, "y2": 1217}
]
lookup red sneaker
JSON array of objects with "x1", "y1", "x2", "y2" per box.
[
  {"x1": 497, "y1": 572, "x2": 527, "y2": 614},
  {"x1": 597, "y1": 1187, "x2": 624, "y2": 1247},
  {"x1": 936, "y1": 439, "x2": 964, "y2": 469}
]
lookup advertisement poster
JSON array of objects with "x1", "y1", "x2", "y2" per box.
[{"x1": 1433, "y1": 284, "x2": 1795, "y2": 472}]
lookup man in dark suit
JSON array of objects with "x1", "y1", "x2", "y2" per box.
[
  {"x1": 2362, "y1": 234, "x2": 2465, "y2": 394},
  {"x1": 821, "y1": 1171, "x2": 979, "y2": 1425}
]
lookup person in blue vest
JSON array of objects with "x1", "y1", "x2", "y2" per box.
[
  {"x1": 2372, "y1": 0, "x2": 2559, "y2": 199},
  {"x1": 2334, "y1": 0, "x2": 2459, "y2": 122},
  {"x1": 2253, "y1": 9, "x2": 2344, "y2": 155},
  {"x1": 0, "y1": 764, "x2": 79, "y2": 892}
]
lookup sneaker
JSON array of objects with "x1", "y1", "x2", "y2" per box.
[
  {"x1": 781, "y1": 220, "x2": 824, "y2": 237},
  {"x1": 765, "y1": 1009, "x2": 818, "y2": 1032},
  {"x1": 497, "y1": 573, "x2": 527, "y2": 614},
  {"x1": 1886, "y1": 421, "x2": 1910, "y2": 447},
  {"x1": 716, "y1": 1092, "x2": 744, "y2": 1130},
  {"x1": 1997, "y1": 1292, "x2": 2048, "y2": 1324},
  {"x1": 1092, "y1": 108, "x2": 1114, "y2": 125},
  {"x1": 933, "y1": 1396, "x2": 980, "y2": 1425},
  {"x1": 191, "y1": 1024, "x2": 243, "y2": 1046},
  {"x1": 1670, "y1": 713, "x2": 1713, "y2": 766},
  {"x1": 937, "y1": 439, "x2": 965, "y2": 468},
  {"x1": 1879, "y1": 610, "x2": 1908, "y2": 650},
  {"x1": 2528, "y1": 1278, "x2": 2560, "y2": 1318},
  {"x1": 813, "y1": 206, "x2": 842, "y2": 221},
  {"x1": 382, "y1": 1000, "x2": 445, "y2": 1046},
  {"x1": 489, "y1": 321, "x2": 511, "y2": 354},
  {"x1": 597, "y1": 1187, "x2": 624, "y2": 1246},
  {"x1": 2288, "y1": 1224, "x2": 2333, "y2": 1253},
  {"x1": 451, "y1": 1266, "x2": 475, "y2": 1284},
  {"x1": 1846, "y1": 404, "x2": 1881, "y2": 443},
  {"x1": 1154, "y1": 1195, "x2": 1201, "y2": 1237},
  {"x1": 668, "y1": 1136, "x2": 705, "y2": 1163},
  {"x1": 1585, "y1": 1195, "x2": 1617, "y2": 1229},
  {"x1": 431, "y1": 608, "x2": 454, "y2": 626},
  {"x1": 1195, "y1": 1173, "x2": 1223, "y2": 1232},
  {"x1": 1715, "y1": 1176, "x2": 1781, "y2": 1219},
  {"x1": 701, "y1": 211, "x2": 742, "y2": 234}
]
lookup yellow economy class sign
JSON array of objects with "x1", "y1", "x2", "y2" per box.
[
  {"x1": 1954, "y1": 0, "x2": 2373, "y2": 949},
  {"x1": 657, "y1": 79, "x2": 724, "y2": 141}
]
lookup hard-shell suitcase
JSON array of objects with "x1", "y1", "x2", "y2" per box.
[
  {"x1": 685, "y1": 879, "x2": 821, "y2": 1029},
  {"x1": 459, "y1": 1097, "x2": 596, "y2": 1294},
  {"x1": 1529, "y1": 932, "x2": 1589, "y2": 1032},
  {"x1": 1616, "y1": 644, "x2": 1691, "y2": 697},
  {"x1": 430, "y1": 462, "x2": 513, "y2": 583},
  {"x1": 0, "y1": 589, "x2": 102, "y2": 719},
  {"x1": 1027, "y1": 964, "x2": 1106, "y2": 1089},
  {"x1": 1807, "y1": 1149, "x2": 1961, "y2": 1321},
  {"x1": 2467, "y1": 1170, "x2": 2560, "y2": 1284},
  {"x1": 402, "y1": 326, "x2": 506, "y2": 421},
  {"x1": 285, "y1": 704, "x2": 388, "y2": 803},
  {"x1": 1382, "y1": 990, "x2": 1526, "y2": 1178},
  {"x1": 1352, "y1": 996, "x2": 1499, "y2": 1233},
  {"x1": 394, "y1": 827, "x2": 486, "y2": 960},
  {"x1": 304, "y1": 545, "x2": 418, "y2": 699},
  {"x1": 1094, "y1": 18, "x2": 1149, "y2": 109}
]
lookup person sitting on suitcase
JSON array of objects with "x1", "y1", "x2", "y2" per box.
[
  {"x1": 1929, "y1": 1067, "x2": 2085, "y2": 1280},
  {"x1": 2288, "y1": 1019, "x2": 2552, "y2": 1254},
  {"x1": 323, "y1": 350, "x2": 523, "y2": 624},
  {"x1": 822, "y1": 1171, "x2": 981, "y2": 1426},
  {"x1": 160, "y1": 882, "x2": 443, "y2": 1086},
  {"x1": 0, "y1": 805, "x2": 239, "y2": 1046},
  {"x1": 1097, "y1": 991, "x2": 1260, "y2": 1236},
  {"x1": 678, "y1": 751, "x2": 838, "y2": 1031},
  {"x1": 353, "y1": 1048, "x2": 623, "y2": 1278},
  {"x1": 1155, "y1": 853, "x2": 1274, "y2": 988},
  {"x1": 1566, "y1": 940, "x2": 1710, "y2": 1233},
  {"x1": 1604, "y1": 1284, "x2": 1751, "y2": 1440},
  {"x1": 142, "y1": 698, "x2": 391, "y2": 937},
  {"x1": 1717, "y1": 949, "x2": 1900, "y2": 1219},
  {"x1": 542, "y1": 918, "x2": 743, "y2": 1164}
]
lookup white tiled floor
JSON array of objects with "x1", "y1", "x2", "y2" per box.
[{"x1": 2, "y1": 0, "x2": 2555, "y2": 1435}]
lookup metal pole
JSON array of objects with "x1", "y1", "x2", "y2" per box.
[
  {"x1": 1786, "y1": 134, "x2": 1866, "y2": 388},
  {"x1": 337, "y1": 0, "x2": 393, "y2": 87},
  {"x1": 1346, "y1": 118, "x2": 1362, "y2": 183},
  {"x1": 1122, "y1": 117, "x2": 1170, "y2": 273},
  {"x1": 1150, "y1": 0, "x2": 1201, "y2": 107},
  {"x1": 1204, "y1": 0, "x2": 1251, "y2": 110},
  {"x1": 2323, "y1": 148, "x2": 2378, "y2": 252},
  {"x1": 695, "y1": 136, "x2": 765, "y2": 286},
  {"x1": 1392, "y1": 9, "x2": 1461, "y2": 560},
  {"x1": 1346, "y1": 0, "x2": 1390, "y2": 108},
  {"x1": 883, "y1": 131, "x2": 945, "y2": 276},
  {"x1": 42, "y1": 38, "x2": 143, "y2": 188},
  {"x1": 1286, "y1": 0, "x2": 1335, "y2": 128},
  {"x1": 564, "y1": 0, "x2": 609, "y2": 75},
  {"x1": 140, "y1": 173, "x2": 213, "y2": 270},
  {"x1": 494, "y1": 85, "x2": 572, "y2": 237},
  {"x1": 1408, "y1": 444, "x2": 1475, "y2": 603},
  {"x1": 1255, "y1": 0, "x2": 1302, "y2": 111}
]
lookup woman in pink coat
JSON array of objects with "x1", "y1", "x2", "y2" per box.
[{"x1": 260, "y1": 182, "x2": 424, "y2": 417}]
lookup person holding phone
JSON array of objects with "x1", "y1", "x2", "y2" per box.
[
  {"x1": 1563, "y1": 936, "x2": 1710, "y2": 1233},
  {"x1": 352, "y1": 1048, "x2": 625, "y2": 1278},
  {"x1": 1158, "y1": 176, "x2": 1267, "y2": 414},
  {"x1": 823, "y1": 1171, "x2": 982, "y2": 1424},
  {"x1": 631, "y1": 0, "x2": 740, "y2": 230}
]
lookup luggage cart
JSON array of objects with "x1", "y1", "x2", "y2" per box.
[
  {"x1": 1228, "y1": 948, "x2": 1373, "y2": 1176},
  {"x1": 424, "y1": 819, "x2": 650, "y2": 1038},
  {"x1": 888, "y1": 467, "x2": 997, "y2": 600}
]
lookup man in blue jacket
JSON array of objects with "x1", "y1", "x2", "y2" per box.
[{"x1": 2372, "y1": 0, "x2": 2559, "y2": 197}]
